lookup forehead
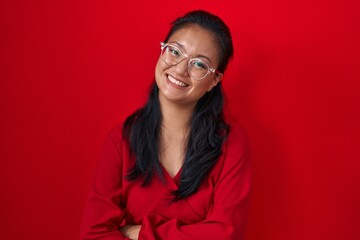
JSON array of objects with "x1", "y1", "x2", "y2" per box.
[{"x1": 168, "y1": 25, "x2": 219, "y2": 64}]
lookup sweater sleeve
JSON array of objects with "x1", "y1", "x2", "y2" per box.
[
  {"x1": 138, "y1": 127, "x2": 252, "y2": 240},
  {"x1": 80, "y1": 126, "x2": 130, "y2": 240}
]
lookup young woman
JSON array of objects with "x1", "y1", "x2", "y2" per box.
[{"x1": 80, "y1": 10, "x2": 251, "y2": 240}]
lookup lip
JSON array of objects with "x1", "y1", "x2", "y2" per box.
[{"x1": 166, "y1": 74, "x2": 190, "y2": 89}]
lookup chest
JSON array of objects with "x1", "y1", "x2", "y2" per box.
[
  {"x1": 122, "y1": 172, "x2": 216, "y2": 225},
  {"x1": 119, "y1": 137, "x2": 224, "y2": 225},
  {"x1": 158, "y1": 136, "x2": 186, "y2": 178}
]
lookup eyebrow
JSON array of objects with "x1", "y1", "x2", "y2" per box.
[{"x1": 171, "y1": 41, "x2": 213, "y2": 64}]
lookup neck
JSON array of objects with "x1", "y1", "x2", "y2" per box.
[{"x1": 159, "y1": 95, "x2": 195, "y2": 133}]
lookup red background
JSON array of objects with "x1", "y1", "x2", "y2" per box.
[{"x1": 1, "y1": 0, "x2": 359, "y2": 239}]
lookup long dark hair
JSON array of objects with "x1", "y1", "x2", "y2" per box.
[{"x1": 123, "y1": 10, "x2": 234, "y2": 201}]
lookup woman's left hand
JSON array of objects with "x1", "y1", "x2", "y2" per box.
[{"x1": 120, "y1": 225, "x2": 141, "y2": 240}]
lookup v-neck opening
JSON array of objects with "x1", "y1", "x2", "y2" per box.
[{"x1": 160, "y1": 163, "x2": 182, "y2": 185}]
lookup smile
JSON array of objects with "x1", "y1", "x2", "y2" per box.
[{"x1": 167, "y1": 74, "x2": 189, "y2": 88}]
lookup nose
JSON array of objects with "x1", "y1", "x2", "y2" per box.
[{"x1": 174, "y1": 58, "x2": 190, "y2": 77}]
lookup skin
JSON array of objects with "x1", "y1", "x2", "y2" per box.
[
  {"x1": 120, "y1": 24, "x2": 223, "y2": 240},
  {"x1": 155, "y1": 25, "x2": 223, "y2": 108}
]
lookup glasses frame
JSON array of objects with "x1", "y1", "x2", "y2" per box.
[{"x1": 160, "y1": 42, "x2": 219, "y2": 80}]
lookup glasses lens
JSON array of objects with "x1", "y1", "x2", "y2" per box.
[
  {"x1": 161, "y1": 45, "x2": 182, "y2": 66},
  {"x1": 188, "y1": 59, "x2": 209, "y2": 79}
]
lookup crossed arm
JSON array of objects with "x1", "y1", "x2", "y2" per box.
[{"x1": 80, "y1": 125, "x2": 251, "y2": 240}]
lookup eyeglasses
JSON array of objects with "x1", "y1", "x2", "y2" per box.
[{"x1": 160, "y1": 42, "x2": 219, "y2": 80}]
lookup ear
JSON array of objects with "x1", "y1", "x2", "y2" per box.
[{"x1": 207, "y1": 72, "x2": 223, "y2": 92}]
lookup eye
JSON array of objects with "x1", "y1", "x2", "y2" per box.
[
  {"x1": 191, "y1": 60, "x2": 207, "y2": 69},
  {"x1": 168, "y1": 46, "x2": 181, "y2": 57}
]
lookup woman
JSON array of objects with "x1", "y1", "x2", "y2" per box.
[{"x1": 80, "y1": 10, "x2": 251, "y2": 240}]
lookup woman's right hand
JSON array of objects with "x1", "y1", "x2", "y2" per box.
[{"x1": 120, "y1": 225, "x2": 141, "y2": 240}]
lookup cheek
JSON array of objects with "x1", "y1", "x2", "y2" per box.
[
  {"x1": 155, "y1": 58, "x2": 161, "y2": 74},
  {"x1": 194, "y1": 78, "x2": 215, "y2": 93},
  {"x1": 155, "y1": 58, "x2": 167, "y2": 78},
  {"x1": 155, "y1": 58, "x2": 170, "y2": 90}
]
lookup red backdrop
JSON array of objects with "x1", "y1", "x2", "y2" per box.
[{"x1": 1, "y1": 0, "x2": 359, "y2": 239}]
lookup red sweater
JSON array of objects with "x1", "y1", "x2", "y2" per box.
[{"x1": 80, "y1": 122, "x2": 251, "y2": 239}]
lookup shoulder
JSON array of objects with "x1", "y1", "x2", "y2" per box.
[
  {"x1": 226, "y1": 121, "x2": 250, "y2": 153},
  {"x1": 210, "y1": 120, "x2": 251, "y2": 183},
  {"x1": 220, "y1": 120, "x2": 251, "y2": 171},
  {"x1": 107, "y1": 123, "x2": 124, "y2": 141},
  {"x1": 101, "y1": 122, "x2": 127, "y2": 154}
]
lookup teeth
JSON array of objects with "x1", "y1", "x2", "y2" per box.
[{"x1": 168, "y1": 75, "x2": 188, "y2": 87}]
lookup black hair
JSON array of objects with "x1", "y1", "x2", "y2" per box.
[{"x1": 123, "y1": 10, "x2": 233, "y2": 201}]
